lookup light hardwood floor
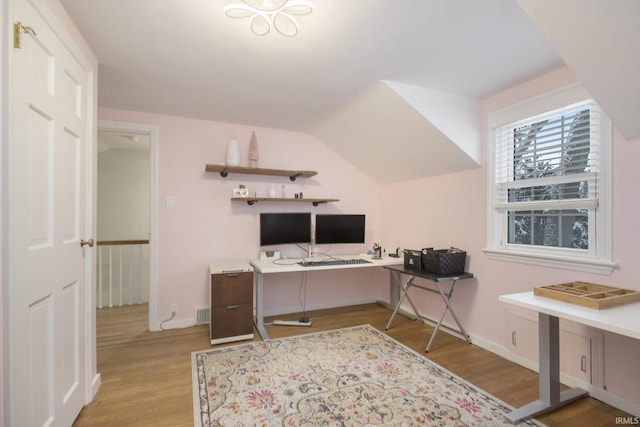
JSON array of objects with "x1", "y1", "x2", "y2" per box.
[{"x1": 73, "y1": 303, "x2": 631, "y2": 426}]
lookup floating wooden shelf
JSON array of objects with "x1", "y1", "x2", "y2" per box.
[
  {"x1": 534, "y1": 281, "x2": 640, "y2": 309},
  {"x1": 205, "y1": 164, "x2": 317, "y2": 181},
  {"x1": 231, "y1": 197, "x2": 339, "y2": 206}
]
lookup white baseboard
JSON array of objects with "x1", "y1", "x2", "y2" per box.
[
  {"x1": 89, "y1": 373, "x2": 101, "y2": 403},
  {"x1": 588, "y1": 387, "x2": 640, "y2": 418},
  {"x1": 155, "y1": 298, "x2": 378, "y2": 329},
  {"x1": 263, "y1": 297, "x2": 378, "y2": 318}
]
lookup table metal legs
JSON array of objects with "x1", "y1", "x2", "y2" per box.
[
  {"x1": 506, "y1": 313, "x2": 588, "y2": 423},
  {"x1": 253, "y1": 272, "x2": 270, "y2": 341},
  {"x1": 385, "y1": 276, "x2": 421, "y2": 330},
  {"x1": 385, "y1": 274, "x2": 471, "y2": 352},
  {"x1": 426, "y1": 281, "x2": 471, "y2": 351}
]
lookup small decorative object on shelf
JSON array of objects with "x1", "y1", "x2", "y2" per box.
[
  {"x1": 233, "y1": 184, "x2": 249, "y2": 197},
  {"x1": 269, "y1": 184, "x2": 277, "y2": 198},
  {"x1": 248, "y1": 131, "x2": 259, "y2": 167},
  {"x1": 225, "y1": 139, "x2": 240, "y2": 166}
]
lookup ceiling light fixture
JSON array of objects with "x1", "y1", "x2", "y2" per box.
[{"x1": 224, "y1": 0, "x2": 314, "y2": 38}]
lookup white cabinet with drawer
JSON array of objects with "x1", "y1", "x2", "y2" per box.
[{"x1": 505, "y1": 305, "x2": 603, "y2": 387}]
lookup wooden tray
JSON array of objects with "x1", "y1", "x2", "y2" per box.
[{"x1": 534, "y1": 281, "x2": 640, "y2": 309}]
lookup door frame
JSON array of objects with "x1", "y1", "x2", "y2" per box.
[{"x1": 97, "y1": 120, "x2": 159, "y2": 330}]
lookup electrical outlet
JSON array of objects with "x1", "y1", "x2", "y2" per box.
[{"x1": 170, "y1": 303, "x2": 178, "y2": 316}]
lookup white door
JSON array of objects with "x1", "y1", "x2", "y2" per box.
[{"x1": 8, "y1": 1, "x2": 93, "y2": 425}]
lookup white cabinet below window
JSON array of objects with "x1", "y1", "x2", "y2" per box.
[
  {"x1": 559, "y1": 322, "x2": 603, "y2": 387},
  {"x1": 505, "y1": 306, "x2": 603, "y2": 387},
  {"x1": 506, "y1": 306, "x2": 538, "y2": 363}
]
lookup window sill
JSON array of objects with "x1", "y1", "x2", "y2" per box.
[{"x1": 483, "y1": 248, "x2": 616, "y2": 275}]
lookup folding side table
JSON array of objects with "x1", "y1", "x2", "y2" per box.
[{"x1": 384, "y1": 265, "x2": 474, "y2": 351}]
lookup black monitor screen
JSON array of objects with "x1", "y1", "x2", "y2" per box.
[
  {"x1": 315, "y1": 214, "x2": 366, "y2": 244},
  {"x1": 260, "y1": 213, "x2": 311, "y2": 246}
]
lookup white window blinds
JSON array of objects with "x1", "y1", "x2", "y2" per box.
[{"x1": 494, "y1": 98, "x2": 602, "y2": 213}]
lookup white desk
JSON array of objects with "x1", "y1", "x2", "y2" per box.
[
  {"x1": 250, "y1": 254, "x2": 403, "y2": 341},
  {"x1": 500, "y1": 291, "x2": 640, "y2": 423}
]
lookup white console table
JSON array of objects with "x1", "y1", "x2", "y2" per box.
[
  {"x1": 500, "y1": 291, "x2": 640, "y2": 423},
  {"x1": 250, "y1": 254, "x2": 403, "y2": 341}
]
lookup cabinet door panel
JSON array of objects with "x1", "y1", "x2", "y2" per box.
[
  {"x1": 506, "y1": 307, "x2": 538, "y2": 362},
  {"x1": 210, "y1": 304, "x2": 254, "y2": 339},
  {"x1": 560, "y1": 329, "x2": 591, "y2": 383},
  {"x1": 211, "y1": 272, "x2": 253, "y2": 306},
  {"x1": 559, "y1": 320, "x2": 603, "y2": 387},
  {"x1": 505, "y1": 307, "x2": 604, "y2": 387}
]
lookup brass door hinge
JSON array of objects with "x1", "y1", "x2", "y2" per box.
[{"x1": 14, "y1": 21, "x2": 37, "y2": 49}]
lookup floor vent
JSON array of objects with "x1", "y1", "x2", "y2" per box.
[{"x1": 195, "y1": 307, "x2": 210, "y2": 325}]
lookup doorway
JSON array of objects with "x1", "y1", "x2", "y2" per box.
[{"x1": 97, "y1": 121, "x2": 158, "y2": 329}]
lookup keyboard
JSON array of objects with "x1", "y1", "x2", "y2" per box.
[{"x1": 298, "y1": 258, "x2": 372, "y2": 267}]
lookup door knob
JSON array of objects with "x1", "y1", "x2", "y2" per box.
[{"x1": 80, "y1": 238, "x2": 94, "y2": 248}]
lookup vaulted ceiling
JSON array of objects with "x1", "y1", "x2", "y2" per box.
[
  {"x1": 60, "y1": 0, "x2": 639, "y2": 184},
  {"x1": 517, "y1": 0, "x2": 640, "y2": 143}
]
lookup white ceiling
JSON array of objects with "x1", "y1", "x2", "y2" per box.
[{"x1": 59, "y1": 0, "x2": 639, "y2": 183}]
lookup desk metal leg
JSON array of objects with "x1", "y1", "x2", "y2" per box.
[
  {"x1": 506, "y1": 313, "x2": 587, "y2": 423},
  {"x1": 425, "y1": 281, "x2": 471, "y2": 352},
  {"x1": 390, "y1": 270, "x2": 401, "y2": 309},
  {"x1": 253, "y1": 271, "x2": 270, "y2": 341},
  {"x1": 403, "y1": 279, "x2": 424, "y2": 323},
  {"x1": 385, "y1": 276, "x2": 421, "y2": 330},
  {"x1": 377, "y1": 270, "x2": 407, "y2": 313}
]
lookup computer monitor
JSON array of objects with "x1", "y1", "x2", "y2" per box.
[
  {"x1": 315, "y1": 214, "x2": 366, "y2": 244},
  {"x1": 260, "y1": 213, "x2": 312, "y2": 246}
]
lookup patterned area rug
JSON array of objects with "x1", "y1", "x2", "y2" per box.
[{"x1": 192, "y1": 325, "x2": 544, "y2": 426}]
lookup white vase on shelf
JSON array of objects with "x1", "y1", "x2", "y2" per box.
[
  {"x1": 269, "y1": 184, "x2": 277, "y2": 198},
  {"x1": 248, "y1": 131, "x2": 259, "y2": 167},
  {"x1": 226, "y1": 139, "x2": 240, "y2": 166}
]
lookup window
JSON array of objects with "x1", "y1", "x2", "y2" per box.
[{"x1": 486, "y1": 84, "x2": 614, "y2": 274}]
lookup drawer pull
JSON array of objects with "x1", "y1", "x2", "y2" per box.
[
  {"x1": 581, "y1": 355, "x2": 587, "y2": 373},
  {"x1": 226, "y1": 305, "x2": 240, "y2": 309},
  {"x1": 511, "y1": 331, "x2": 517, "y2": 346},
  {"x1": 222, "y1": 269, "x2": 244, "y2": 276}
]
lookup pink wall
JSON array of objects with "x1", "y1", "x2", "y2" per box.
[
  {"x1": 99, "y1": 64, "x2": 640, "y2": 407},
  {"x1": 98, "y1": 107, "x2": 389, "y2": 323},
  {"x1": 381, "y1": 66, "x2": 640, "y2": 405}
]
